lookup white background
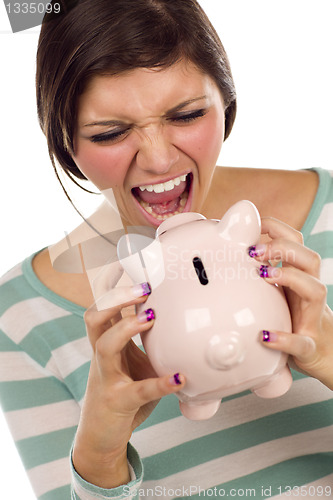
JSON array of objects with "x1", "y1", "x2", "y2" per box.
[{"x1": 0, "y1": 1, "x2": 332, "y2": 498}]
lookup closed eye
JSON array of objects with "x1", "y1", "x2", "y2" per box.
[
  {"x1": 90, "y1": 128, "x2": 130, "y2": 144},
  {"x1": 89, "y1": 108, "x2": 206, "y2": 143},
  {"x1": 168, "y1": 108, "x2": 207, "y2": 124}
]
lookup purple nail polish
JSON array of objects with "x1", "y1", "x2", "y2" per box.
[
  {"x1": 259, "y1": 265, "x2": 281, "y2": 279},
  {"x1": 248, "y1": 245, "x2": 258, "y2": 258},
  {"x1": 262, "y1": 330, "x2": 278, "y2": 342},
  {"x1": 170, "y1": 373, "x2": 182, "y2": 385},
  {"x1": 259, "y1": 265, "x2": 269, "y2": 278},
  {"x1": 132, "y1": 282, "x2": 152, "y2": 298},
  {"x1": 248, "y1": 244, "x2": 266, "y2": 258},
  {"x1": 141, "y1": 282, "x2": 152, "y2": 296},
  {"x1": 262, "y1": 330, "x2": 271, "y2": 342},
  {"x1": 137, "y1": 308, "x2": 155, "y2": 323},
  {"x1": 145, "y1": 308, "x2": 155, "y2": 321}
]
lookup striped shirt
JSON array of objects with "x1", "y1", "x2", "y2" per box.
[{"x1": 0, "y1": 168, "x2": 332, "y2": 500}]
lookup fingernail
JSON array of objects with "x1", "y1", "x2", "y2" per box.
[
  {"x1": 259, "y1": 265, "x2": 269, "y2": 278},
  {"x1": 137, "y1": 308, "x2": 155, "y2": 323},
  {"x1": 262, "y1": 330, "x2": 278, "y2": 342},
  {"x1": 169, "y1": 373, "x2": 182, "y2": 386},
  {"x1": 258, "y1": 265, "x2": 280, "y2": 279},
  {"x1": 132, "y1": 282, "x2": 152, "y2": 298},
  {"x1": 248, "y1": 244, "x2": 266, "y2": 258}
]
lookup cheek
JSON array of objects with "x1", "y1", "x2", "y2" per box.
[
  {"x1": 73, "y1": 141, "x2": 131, "y2": 189},
  {"x1": 176, "y1": 114, "x2": 224, "y2": 167}
]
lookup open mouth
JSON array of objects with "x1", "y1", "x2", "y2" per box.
[{"x1": 131, "y1": 172, "x2": 193, "y2": 225}]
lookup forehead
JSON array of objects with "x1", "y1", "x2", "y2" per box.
[{"x1": 77, "y1": 60, "x2": 222, "y2": 124}]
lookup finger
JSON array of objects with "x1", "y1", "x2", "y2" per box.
[
  {"x1": 249, "y1": 239, "x2": 321, "y2": 278},
  {"x1": 95, "y1": 309, "x2": 156, "y2": 362},
  {"x1": 130, "y1": 373, "x2": 186, "y2": 408},
  {"x1": 126, "y1": 339, "x2": 158, "y2": 380},
  {"x1": 85, "y1": 282, "x2": 151, "y2": 347},
  {"x1": 260, "y1": 330, "x2": 316, "y2": 365},
  {"x1": 89, "y1": 259, "x2": 124, "y2": 304},
  {"x1": 260, "y1": 217, "x2": 304, "y2": 245},
  {"x1": 258, "y1": 265, "x2": 327, "y2": 305},
  {"x1": 111, "y1": 310, "x2": 123, "y2": 326},
  {"x1": 94, "y1": 282, "x2": 152, "y2": 311}
]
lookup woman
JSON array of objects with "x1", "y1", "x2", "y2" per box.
[{"x1": 0, "y1": 0, "x2": 332, "y2": 498}]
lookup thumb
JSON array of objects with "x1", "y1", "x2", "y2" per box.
[{"x1": 89, "y1": 260, "x2": 124, "y2": 310}]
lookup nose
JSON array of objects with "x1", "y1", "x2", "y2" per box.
[{"x1": 135, "y1": 124, "x2": 179, "y2": 174}]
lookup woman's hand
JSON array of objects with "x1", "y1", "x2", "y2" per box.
[
  {"x1": 72, "y1": 281, "x2": 185, "y2": 489},
  {"x1": 249, "y1": 217, "x2": 333, "y2": 390}
]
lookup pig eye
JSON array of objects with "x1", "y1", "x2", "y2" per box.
[{"x1": 192, "y1": 256, "x2": 209, "y2": 285}]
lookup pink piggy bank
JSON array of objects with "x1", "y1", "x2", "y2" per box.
[{"x1": 117, "y1": 200, "x2": 293, "y2": 420}]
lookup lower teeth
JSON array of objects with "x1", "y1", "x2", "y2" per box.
[{"x1": 139, "y1": 191, "x2": 188, "y2": 220}]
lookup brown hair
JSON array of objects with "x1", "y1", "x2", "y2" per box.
[{"x1": 36, "y1": 0, "x2": 237, "y2": 185}]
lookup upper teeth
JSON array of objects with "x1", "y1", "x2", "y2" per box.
[{"x1": 139, "y1": 174, "x2": 187, "y2": 193}]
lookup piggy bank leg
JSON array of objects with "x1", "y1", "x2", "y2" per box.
[
  {"x1": 179, "y1": 400, "x2": 221, "y2": 420},
  {"x1": 252, "y1": 366, "x2": 293, "y2": 398}
]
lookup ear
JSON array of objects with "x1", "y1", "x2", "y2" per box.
[
  {"x1": 117, "y1": 233, "x2": 165, "y2": 289},
  {"x1": 217, "y1": 200, "x2": 261, "y2": 246}
]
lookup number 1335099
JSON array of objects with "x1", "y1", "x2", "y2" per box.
[
  {"x1": 5, "y1": 3, "x2": 61, "y2": 15},
  {"x1": 278, "y1": 485, "x2": 332, "y2": 497}
]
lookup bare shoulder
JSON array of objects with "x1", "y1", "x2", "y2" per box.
[
  {"x1": 31, "y1": 201, "x2": 122, "y2": 309},
  {"x1": 32, "y1": 248, "x2": 95, "y2": 309},
  {"x1": 205, "y1": 167, "x2": 319, "y2": 230}
]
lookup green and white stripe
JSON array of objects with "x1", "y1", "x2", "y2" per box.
[{"x1": 0, "y1": 167, "x2": 332, "y2": 499}]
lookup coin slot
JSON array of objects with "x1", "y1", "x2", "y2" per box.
[{"x1": 193, "y1": 256, "x2": 209, "y2": 285}]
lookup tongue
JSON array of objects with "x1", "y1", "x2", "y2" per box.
[
  {"x1": 135, "y1": 179, "x2": 186, "y2": 204},
  {"x1": 150, "y1": 197, "x2": 180, "y2": 215}
]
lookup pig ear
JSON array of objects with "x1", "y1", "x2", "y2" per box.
[
  {"x1": 117, "y1": 234, "x2": 165, "y2": 289},
  {"x1": 217, "y1": 200, "x2": 261, "y2": 246}
]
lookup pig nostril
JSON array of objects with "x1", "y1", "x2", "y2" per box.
[{"x1": 192, "y1": 256, "x2": 209, "y2": 285}]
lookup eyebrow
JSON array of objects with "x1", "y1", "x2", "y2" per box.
[
  {"x1": 82, "y1": 95, "x2": 208, "y2": 128},
  {"x1": 83, "y1": 119, "x2": 125, "y2": 128},
  {"x1": 166, "y1": 95, "x2": 208, "y2": 114}
]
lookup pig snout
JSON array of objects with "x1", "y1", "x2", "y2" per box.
[{"x1": 206, "y1": 331, "x2": 245, "y2": 370}]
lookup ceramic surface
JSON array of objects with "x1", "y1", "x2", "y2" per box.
[{"x1": 118, "y1": 201, "x2": 292, "y2": 419}]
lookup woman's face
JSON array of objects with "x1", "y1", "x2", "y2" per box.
[{"x1": 74, "y1": 60, "x2": 225, "y2": 228}]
